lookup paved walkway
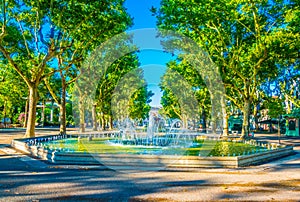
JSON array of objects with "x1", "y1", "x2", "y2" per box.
[{"x1": 0, "y1": 128, "x2": 299, "y2": 201}]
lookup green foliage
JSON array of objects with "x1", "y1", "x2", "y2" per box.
[
  {"x1": 44, "y1": 138, "x2": 260, "y2": 157},
  {"x1": 0, "y1": 0, "x2": 132, "y2": 134},
  {"x1": 129, "y1": 86, "x2": 153, "y2": 120},
  {"x1": 66, "y1": 102, "x2": 74, "y2": 126},
  {"x1": 285, "y1": 108, "x2": 300, "y2": 118},
  {"x1": 96, "y1": 53, "x2": 139, "y2": 118},
  {"x1": 208, "y1": 141, "x2": 259, "y2": 157},
  {"x1": 264, "y1": 99, "x2": 285, "y2": 118},
  {"x1": 160, "y1": 86, "x2": 180, "y2": 119},
  {"x1": 160, "y1": 57, "x2": 211, "y2": 121},
  {"x1": 95, "y1": 52, "x2": 153, "y2": 122},
  {"x1": 154, "y1": 0, "x2": 298, "y2": 135},
  {"x1": 0, "y1": 63, "x2": 27, "y2": 122},
  {"x1": 187, "y1": 140, "x2": 259, "y2": 156}
]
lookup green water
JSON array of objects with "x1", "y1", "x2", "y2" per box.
[{"x1": 43, "y1": 138, "x2": 262, "y2": 156}]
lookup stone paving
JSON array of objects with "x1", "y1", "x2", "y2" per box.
[{"x1": 0, "y1": 128, "x2": 299, "y2": 201}]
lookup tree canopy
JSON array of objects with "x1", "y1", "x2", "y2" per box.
[
  {"x1": 0, "y1": 0, "x2": 132, "y2": 136},
  {"x1": 153, "y1": 0, "x2": 299, "y2": 136}
]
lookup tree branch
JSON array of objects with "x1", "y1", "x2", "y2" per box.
[
  {"x1": 0, "y1": 45, "x2": 31, "y2": 87},
  {"x1": 224, "y1": 83, "x2": 243, "y2": 95},
  {"x1": 0, "y1": 0, "x2": 6, "y2": 41},
  {"x1": 36, "y1": 40, "x2": 58, "y2": 81},
  {"x1": 249, "y1": 0, "x2": 260, "y2": 38},
  {"x1": 235, "y1": 18, "x2": 255, "y2": 37},
  {"x1": 209, "y1": 21, "x2": 229, "y2": 52},
  {"x1": 171, "y1": 105, "x2": 182, "y2": 120},
  {"x1": 34, "y1": 11, "x2": 40, "y2": 54},
  {"x1": 66, "y1": 76, "x2": 78, "y2": 85},
  {"x1": 44, "y1": 78, "x2": 60, "y2": 104},
  {"x1": 16, "y1": 17, "x2": 32, "y2": 58},
  {"x1": 225, "y1": 94, "x2": 242, "y2": 109}
]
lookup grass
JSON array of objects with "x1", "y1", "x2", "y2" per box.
[{"x1": 43, "y1": 138, "x2": 262, "y2": 157}]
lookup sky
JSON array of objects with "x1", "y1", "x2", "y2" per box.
[{"x1": 124, "y1": 0, "x2": 174, "y2": 107}]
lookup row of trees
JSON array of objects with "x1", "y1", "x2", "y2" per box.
[
  {"x1": 153, "y1": 0, "x2": 299, "y2": 137},
  {"x1": 0, "y1": 0, "x2": 153, "y2": 137},
  {"x1": 0, "y1": 0, "x2": 299, "y2": 138}
]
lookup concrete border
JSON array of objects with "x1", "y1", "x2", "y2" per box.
[{"x1": 11, "y1": 136, "x2": 295, "y2": 169}]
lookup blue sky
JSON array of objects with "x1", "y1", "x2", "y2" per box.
[
  {"x1": 124, "y1": 0, "x2": 174, "y2": 107},
  {"x1": 124, "y1": 0, "x2": 158, "y2": 30}
]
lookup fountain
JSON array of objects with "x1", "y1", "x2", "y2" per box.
[
  {"x1": 10, "y1": 113, "x2": 295, "y2": 171},
  {"x1": 110, "y1": 112, "x2": 194, "y2": 148}
]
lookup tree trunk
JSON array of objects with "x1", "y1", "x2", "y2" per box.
[
  {"x1": 212, "y1": 121, "x2": 217, "y2": 134},
  {"x1": 241, "y1": 99, "x2": 251, "y2": 139},
  {"x1": 253, "y1": 105, "x2": 259, "y2": 131},
  {"x1": 222, "y1": 114, "x2": 229, "y2": 136},
  {"x1": 221, "y1": 98, "x2": 228, "y2": 136},
  {"x1": 92, "y1": 104, "x2": 97, "y2": 131},
  {"x1": 24, "y1": 96, "x2": 29, "y2": 128},
  {"x1": 268, "y1": 121, "x2": 273, "y2": 133},
  {"x1": 79, "y1": 98, "x2": 85, "y2": 133},
  {"x1": 101, "y1": 114, "x2": 105, "y2": 130},
  {"x1": 41, "y1": 99, "x2": 45, "y2": 127},
  {"x1": 59, "y1": 102, "x2": 66, "y2": 134},
  {"x1": 50, "y1": 99, "x2": 54, "y2": 122},
  {"x1": 286, "y1": 96, "x2": 291, "y2": 114},
  {"x1": 201, "y1": 106, "x2": 207, "y2": 133},
  {"x1": 59, "y1": 104, "x2": 66, "y2": 134},
  {"x1": 210, "y1": 94, "x2": 217, "y2": 134},
  {"x1": 192, "y1": 119, "x2": 196, "y2": 130},
  {"x1": 25, "y1": 85, "x2": 38, "y2": 138},
  {"x1": 182, "y1": 114, "x2": 188, "y2": 129},
  {"x1": 3, "y1": 101, "x2": 7, "y2": 128},
  {"x1": 109, "y1": 115, "x2": 113, "y2": 130},
  {"x1": 59, "y1": 80, "x2": 67, "y2": 134}
]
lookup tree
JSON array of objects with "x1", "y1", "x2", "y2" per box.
[
  {"x1": 160, "y1": 63, "x2": 200, "y2": 128},
  {"x1": 160, "y1": 57, "x2": 210, "y2": 130},
  {"x1": 94, "y1": 53, "x2": 140, "y2": 130},
  {"x1": 0, "y1": 0, "x2": 132, "y2": 136},
  {"x1": 46, "y1": 0, "x2": 132, "y2": 134},
  {"x1": 275, "y1": 1, "x2": 300, "y2": 111},
  {"x1": 0, "y1": 62, "x2": 27, "y2": 126},
  {"x1": 129, "y1": 86, "x2": 153, "y2": 121},
  {"x1": 264, "y1": 99, "x2": 285, "y2": 119},
  {"x1": 153, "y1": 0, "x2": 295, "y2": 137},
  {"x1": 107, "y1": 55, "x2": 153, "y2": 129},
  {"x1": 44, "y1": 64, "x2": 78, "y2": 133},
  {"x1": 0, "y1": 1, "x2": 50, "y2": 136}
]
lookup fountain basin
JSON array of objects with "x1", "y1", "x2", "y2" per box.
[{"x1": 11, "y1": 134, "x2": 295, "y2": 170}]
